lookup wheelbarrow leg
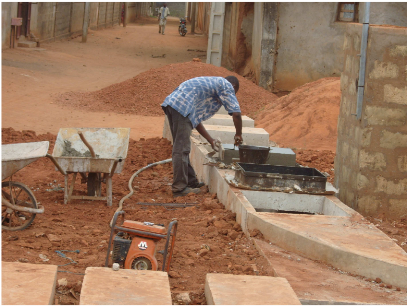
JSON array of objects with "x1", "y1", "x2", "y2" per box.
[
  {"x1": 106, "y1": 176, "x2": 112, "y2": 207},
  {"x1": 64, "y1": 174, "x2": 69, "y2": 204},
  {"x1": 87, "y1": 173, "x2": 101, "y2": 197}
]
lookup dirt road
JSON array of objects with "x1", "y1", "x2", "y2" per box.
[{"x1": 2, "y1": 17, "x2": 207, "y2": 140}]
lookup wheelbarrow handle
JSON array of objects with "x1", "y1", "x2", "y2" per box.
[
  {"x1": 2, "y1": 197, "x2": 44, "y2": 214},
  {"x1": 46, "y1": 154, "x2": 66, "y2": 176}
]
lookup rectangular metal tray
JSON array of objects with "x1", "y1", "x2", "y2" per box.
[{"x1": 235, "y1": 163, "x2": 327, "y2": 192}]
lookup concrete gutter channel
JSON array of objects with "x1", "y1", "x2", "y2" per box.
[{"x1": 177, "y1": 114, "x2": 407, "y2": 301}]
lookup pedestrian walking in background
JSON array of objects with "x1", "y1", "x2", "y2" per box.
[{"x1": 158, "y1": 3, "x2": 170, "y2": 35}]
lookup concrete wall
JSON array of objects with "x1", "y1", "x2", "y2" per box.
[
  {"x1": 154, "y1": 2, "x2": 186, "y2": 19},
  {"x1": 274, "y1": 3, "x2": 345, "y2": 91},
  {"x1": 359, "y1": 2, "x2": 407, "y2": 27},
  {"x1": 2, "y1": 2, "x2": 122, "y2": 47},
  {"x1": 2, "y1": 2, "x2": 18, "y2": 49},
  {"x1": 127, "y1": 2, "x2": 152, "y2": 23},
  {"x1": 335, "y1": 24, "x2": 407, "y2": 219}
]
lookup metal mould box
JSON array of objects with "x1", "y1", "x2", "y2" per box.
[{"x1": 235, "y1": 163, "x2": 327, "y2": 193}]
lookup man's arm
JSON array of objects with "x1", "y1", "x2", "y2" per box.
[
  {"x1": 195, "y1": 123, "x2": 218, "y2": 150},
  {"x1": 232, "y1": 112, "x2": 243, "y2": 145}
]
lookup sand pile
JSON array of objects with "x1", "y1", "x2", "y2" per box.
[
  {"x1": 56, "y1": 61, "x2": 278, "y2": 118},
  {"x1": 256, "y1": 77, "x2": 341, "y2": 152}
]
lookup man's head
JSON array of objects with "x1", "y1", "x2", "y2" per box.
[
  {"x1": 163, "y1": 3, "x2": 167, "y2": 7},
  {"x1": 225, "y1": 76, "x2": 239, "y2": 94}
]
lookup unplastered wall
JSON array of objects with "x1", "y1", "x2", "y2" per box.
[{"x1": 335, "y1": 23, "x2": 407, "y2": 219}]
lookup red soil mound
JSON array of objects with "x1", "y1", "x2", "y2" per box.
[
  {"x1": 256, "y1": 77, "x2": 340, "y2": 152},
  {"x1": 56, "y1": 61, "x2": 278, "y2": 118}
]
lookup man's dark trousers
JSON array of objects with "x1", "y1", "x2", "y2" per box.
[{"x1": 163, "y1": 106, "x2": 199, "y2": 193}]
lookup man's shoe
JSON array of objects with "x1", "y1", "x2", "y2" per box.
[
  {"x1": 173, "y1": 187, "x2": 201, "y2": 198},
  {"x1": 188, "y1": 182, "x2": 205, "y2": 188}
]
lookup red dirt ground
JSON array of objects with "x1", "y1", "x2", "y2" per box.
[
  {"x1": 54, "y1": 61, "x2": 279, "y2": 119},
  {"x1": 2, "y1": 128, "x2": 406, "y2": 304},
  {"x1": 256, "y1": 77, "x2": 341, "y2": 152},
  {"x1": 2, "y1": 17, "x2": 406, "y2": 305}
]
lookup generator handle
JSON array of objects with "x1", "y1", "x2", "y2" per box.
[
  {"x1": 105, "y1": 210, "x2": 125, "y2": 267},
  {"x1": 162, "y1": 219, "x2": 178, "y2": 272}
]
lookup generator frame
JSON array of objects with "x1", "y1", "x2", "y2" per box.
[{"x1": 105, "y1": 211, "x2": 178, "y2": 272}]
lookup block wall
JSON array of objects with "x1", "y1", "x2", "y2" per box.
[{"x1": 335, "y1": 24, "x2": 407, "y2": 219}]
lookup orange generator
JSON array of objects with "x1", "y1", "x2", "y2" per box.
[{"x1": 105, "y1": 211, "x2": 178, "y2": 271}]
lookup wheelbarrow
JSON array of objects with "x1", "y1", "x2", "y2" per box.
[
  {"x1": 2, "y1": 141, "x2": 66, "y2": 231},
  {"x1": 51, "y1": 128, "x2": 130, "y2": 206}
]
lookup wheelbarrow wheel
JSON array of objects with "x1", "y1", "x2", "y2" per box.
[{"x1": 2, "y1": 181, "x2": 38, "y2": 231}]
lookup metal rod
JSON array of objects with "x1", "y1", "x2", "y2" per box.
[
  {"x1": 2, "y1": 198, "x2": 44, "y2": 214},
  {"x1": 114, "y1": 226, "x2": 167, "y2": 239},
  {"x1": 356, "y1": 2, "x2": 370, "y2": 120},
  {"x1": 70, "y1": 195, "x2": 107, "y2": 201},
  {"x1": 136, "y1": 202, "x2": 198, "y2": 207},
  {"x1": 105, "y1": 210, "x2": 125, "y2": 267}
]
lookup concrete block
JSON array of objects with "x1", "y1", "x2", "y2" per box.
[
  {"x1": 398, "y1": 155, "x2": 407, "y2": 172},
  {"x1": 389, "y1": 199, "x2": 407, "y2": 216},
  {"x1": 2, "y1": 261, "x2": 58, "y2": 305},
  {"x1": 203, "y1": 114, "x2": 254, "y2": 127},
  {"x1": 376, "y1": 176, "x2": 407, "y2": 195},
  {"x1": 361, "y1": 128, "x2": 372, "y2": 147},
  {"x1": 80, "y1": 267, "x2": 172, "y2": 305},
  {"x1": 357, "y1": 195, "x2": 380, "y2": 215},
  {"x1": 353, "y1": 34, "x2": 361, "y2": 52},
  {"x1": 380, "y1": 130, "x2": 407, "y2": 149},
  {"x1": 365, "y1": 106, "x2": 406, "y2": 126},
  {"x1": 384, "y1": 84, "x2": 407, "y2": 105},
  {"x1": 199, "y1": 125, "x2": 269, "y2": 146},
  {"x1": 359, "y1": 150, "x2": 386, "y2": 171},
  {"x1": 217, "y1": 106, "x2": 229, "y2": 115},
  {"x1": 390, "y1": 45, "x2": 407, "y2": 57},
  {"x1": 17, "y1": 41, "x2": 37, "y2": 48},
  {"x1": 369, "y1": 61, "x2": 399, "y2": 79},
  {"x1": 357, "y1": 173, "x2": 370, "y2": 190},
  {"x1": 205, "y1": 273, "x2": 301, "y2": 305}
]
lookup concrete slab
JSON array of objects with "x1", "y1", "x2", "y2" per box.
[
  {"x1": 198, "y1": 125, "x2": 269, "y2": 146},
  {"x1": 162, "y1": 114, "x2": 255, "y2": 144},
  {"x1": 219, "y1": 144, "x2": 296, "y2": 166},
  {"x1": 253, "y1": 239, "x2": 406, "y2": 305},
  {"x1": 80, "y1": 267, "x2": 172, "y2": 305},
  {"x1": 248, "y1": 212, "x2": 407, "y2": 289},
  {"x1": 217, "y1": 106, "x2": 228, "y2": 115},
  {"x1": 203, "y1": 114, "x2": 255, "y2": 127},
  {"x1": 2, "y1": 261, "x2": 58, "y2": 305},
  {"x1": 17, "y1": 41, "x2": 37, "y2": 48},
  {"x1": 189, "y1": 138, "x2": 407, "y2": 289},
  {"x1": 205, "y1": 273, "x2": 301, "y2": 305}
]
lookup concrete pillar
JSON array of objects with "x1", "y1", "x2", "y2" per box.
[
  {"x1": 191, "y1": 2, "x2": 196, "y2": 33},
  {"x1": 259, "y1": 2, "x2": 279, "y2": 91},
  {"x1": 82, "y1": 2, "x2": 90, "y2": 43}
]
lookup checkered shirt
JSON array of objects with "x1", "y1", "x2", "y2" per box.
[{"x1": 161, "y1": 77, "x2": 241, "y2": 128}]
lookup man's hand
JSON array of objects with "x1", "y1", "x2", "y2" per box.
[
  {"x1": 234, "y1": 135, "x2": 243, "y2": 147},
  {"x1": 210, "y1": 139, "x2": 221, "y2": 152}
]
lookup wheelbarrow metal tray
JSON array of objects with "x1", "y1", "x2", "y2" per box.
[
  {"x1": 235, "y1": 162, "x2": 327, "y2": 192},
  {"x1": 52, "y1": 128, "x2": 130, "y2": 174},
  {"x1": 2, "y1": 141, "x2": 49, "y2": 180}
]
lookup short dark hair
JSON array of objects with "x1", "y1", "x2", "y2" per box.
[{"x1": 225, "y1": 76, "x2": 239, "y2": 93}]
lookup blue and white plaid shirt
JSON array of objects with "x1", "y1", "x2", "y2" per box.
[{"x1": 162, "y1": 77, "x2": 241, "y2": 128}]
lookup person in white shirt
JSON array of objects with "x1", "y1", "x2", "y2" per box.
[{"x1": 158, "y1": 3, "x2": 170, "y2": 35}]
